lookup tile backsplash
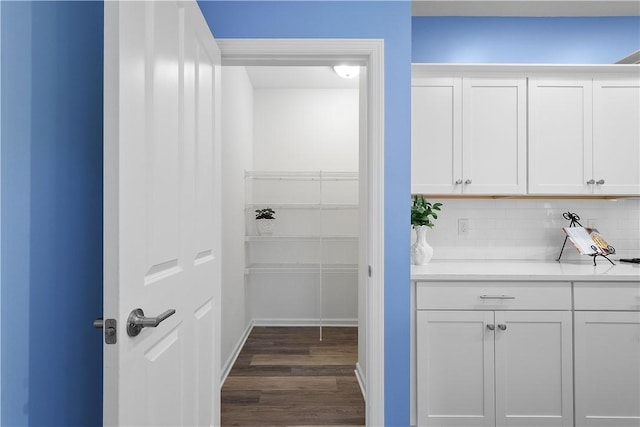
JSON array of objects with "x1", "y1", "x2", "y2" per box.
[{"x1": 412, "y1": 198, "x2": 640, "y2": 260}]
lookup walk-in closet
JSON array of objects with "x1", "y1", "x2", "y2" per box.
[{"x1": 220, "y1": 65, "x2": 364, "y2": 411}]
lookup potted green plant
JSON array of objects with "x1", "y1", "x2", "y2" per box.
[
  {"x1": 255, "y1": 208, "x2": 276, "y2": 235},
  {"x1": 410, "y1": 195, "x2": 442, "y2": 265}
]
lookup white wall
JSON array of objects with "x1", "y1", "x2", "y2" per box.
[
  {"x1": 253, "y1": 89, "x2": 359, "y2": 171},
  {"x1": 220, "y1": 67, "x2": 253, "y2": 372},
  {"x1": 246, "y1": 87, "x2": 360, "y2": 325},
  {"x1": 416, "y1": 198, "x2": 640, "y2": 260}
]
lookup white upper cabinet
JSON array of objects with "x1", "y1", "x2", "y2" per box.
[
  {"x1": 462, "y1": 78, "x2": 527, "y2": 195},
  {"x1": 412, "y1": 77, "x2": 526, "y2": 195},
  {"x1": 592, "y1": 79, "x2": 640, "y2": 195},
  {"x1": 413, "y1": 65, "x2": 640, "y2": 196},
  {"x1": 411, "y1": 78, "x2": 462, "y2": 194},
  {"x1": 529, "y1": 76, "x2": 640, "y2": 196},
  {"x1": 528, "y1": 78, "x2": 593, "y2": 195}
]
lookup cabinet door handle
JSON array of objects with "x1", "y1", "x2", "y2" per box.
[
  {"x1": 455, "y1": 179, "x2": 463, "y2": 185},
  {"x1": 596, "y1": 179, "x2": 605, "y2": 185},
  {"x1": 586, "y1": 179, "x2": 595, "y2": 184},
  {"x1": 486, "y1": 324, "x2": 495, "y2": 331},
  {"x1": 464, "y1": 179, "x2": 472, "y2": 185},
  {"x1": 479, "y1": 295, "x2": 516, "y2": 300},
  {"x1": 497, "y1": 324, "x2": 507, "y2": 331}
]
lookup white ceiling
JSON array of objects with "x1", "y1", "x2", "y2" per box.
[
  {"x1": 412, "y1": 0, "x2": 640, "y2": 16},
  {"x1": 245, "y1": 66, "x2": 360, "y2": 90}
]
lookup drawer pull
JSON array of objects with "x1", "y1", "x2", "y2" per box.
[
  {"x1": 497, "y1": 324, "x2": 507, "y2": 331},
  {"x1": 480, "y1": 295, "x2": 516, "y2": 300},
  {"x1": 486, "y1": 324, "x2": 495, "y2": 331}
]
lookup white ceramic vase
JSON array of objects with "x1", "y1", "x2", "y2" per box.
[
  {"x1": 256, "y1": 218, "x2": 275, "y2": 235},
  {"x1": 411, "y1": 225, "x2": 433, "y2": 265}
]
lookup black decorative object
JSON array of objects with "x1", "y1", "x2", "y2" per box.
[{"x1": 557, "y1": 211, "x2": 615, "y2": 266}]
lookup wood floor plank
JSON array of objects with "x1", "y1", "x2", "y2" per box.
[
  {"x1": 223, "y1": 376, "x2": 338, "y2": 392},
  {"x1": 250, "y1": 354, "x2": 356, "y2": 366}
]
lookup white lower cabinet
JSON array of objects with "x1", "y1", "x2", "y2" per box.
[
  {"x1": 574, "y1": 282, "x2": 640, "y2": 427},
  {"x1": 415, "y1": 282, "x2": 573, "y2": 427}
]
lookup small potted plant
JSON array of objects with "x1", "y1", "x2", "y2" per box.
[
  {"x1": 410, "y1": 195, "x2": 442, "y2": 265},
  {"x1": 255, "y1": 208, "x2": 276, "y2": 235}
]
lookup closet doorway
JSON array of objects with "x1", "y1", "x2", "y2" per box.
[{"x1": 218, "y1": 39, "x2": 385, "y2": 425}]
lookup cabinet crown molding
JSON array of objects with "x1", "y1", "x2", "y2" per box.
[{"x1": 412, "y1": 63, "x2": 640, "y2": 79}]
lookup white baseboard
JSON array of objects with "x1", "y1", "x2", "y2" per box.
[
  {"x1": 220, "y1": 320, "x2": 254, "y2": 386},
  {"x1": 355, "y1": 361, "x2": 366, "y2": 402},
  {"x1": 252, "y1": 318, "x2": 358, "y2": 327}
]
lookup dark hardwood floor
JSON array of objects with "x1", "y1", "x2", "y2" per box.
[{"x1": 221, "y1": 326, "x2": 365, "y2": 426}]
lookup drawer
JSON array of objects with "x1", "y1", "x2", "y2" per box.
[
  {"x1": 416, "y1": 281, "x2": 571, "y2": 310},
  {"x1": 574, "y1": 281, "x2": 640, "y2": 311}
]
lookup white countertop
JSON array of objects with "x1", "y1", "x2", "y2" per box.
[{"x1": 411, "y1": 259, "x2": 640, "y2": 282}]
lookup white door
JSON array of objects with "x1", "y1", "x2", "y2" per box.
[
  {"x1": 411, "y1": 77, "x2": 463, "y2": 195},
  {"x1": 103, "y1": 1, "x2": 221, "y2": 426},
  {"x1": 528, "y1": 78, "x2": 593, "y2": 195},
  {"x1": 574, "y1": 311, "x2": 640, "y2": 427},
  {"x1": 416, "y1": 310, "x2": 495, "y2": 426},
  {"x1": 494, "y1": 311, "x2": 573, "y2": 427},
  {"x1": 462, "y1": 78, "x2": 527, "y2": 195},
  {"x1": 592, "y1": 78, "x2": 640, "y2": 196}
]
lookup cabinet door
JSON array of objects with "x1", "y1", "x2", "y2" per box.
[
  {"x1": 592, "y1": 79, "x2": 640, "y2": 195},
  {"x1": 494, "y1": 311, "x2": 573, "y2": 427},
  {"x1": 416, "y1": 311, "x2": 495, "y2": 426},
  {"x1": 412, "y1": 78, "x2": 462, "y2": 194},
  {"x1": 574, "y1": 311, "x2": 640, "y2": 427},
  {"x1": 529, "y1": 78, "x2": 593, "y2": 194},
  {"x1": 462, "y1": 78, "x2": 527, "y2": 195}
]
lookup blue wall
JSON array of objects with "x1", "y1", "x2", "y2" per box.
[
  {"x1": 1, "y1": 2, "x2": 103, "y2": 426},
  {"x1": 197, "y1": 1, "x2": 413, "y2": 425},
  {"x1": 413, "y1": 16, "x2": 640, "y2": 63}
]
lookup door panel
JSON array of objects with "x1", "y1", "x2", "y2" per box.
[
  {"x1": 528, "y1": 78, "x2": 593, "y2": 195},
  {"x1": 575, "y1": 311, "x2": 640, "y2": 427},
  {"x1": 104, "y1": 1, "x2": 221, "y2": 425},
  {"x1": 462, "y1": 78, "x2": 526, "y2": 195},
  {"x1": 411, "y1": 78, "x2": 462, "y2": 194},
  {"x1": 416, "y1": 310, "x2": 495, "y2": 426},
  {"x1": 592, "y1": 79, "x2": 640, "y2": 195},
  {"x1": 494, "y1": 311, "x2": 573, "y2": 427}
]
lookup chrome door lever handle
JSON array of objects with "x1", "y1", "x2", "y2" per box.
[{"x1": 127, "y1": 308, "x2": 176, "y2": 337}]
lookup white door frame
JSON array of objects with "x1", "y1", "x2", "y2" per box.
[{"x1": 218, "y1": 38, "x2": 385, "y2": 426}]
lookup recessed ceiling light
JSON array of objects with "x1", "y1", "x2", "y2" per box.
[{"x1": 333, "y1": 65, "x2": 359, "y2": 79}]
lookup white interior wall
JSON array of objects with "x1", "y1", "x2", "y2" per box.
[
  {"x1": 220, "y1": 67, "x2": 253, "y2": 372},
  {"x1": 253, "y1": 89, "x2": 359, "y2": 171},
  {"x1": 247, "y1": 87, "x2": 360, "y2": 326},
  {"x1": 414, "y1": 198, "x2": 640, "y2": 260}
]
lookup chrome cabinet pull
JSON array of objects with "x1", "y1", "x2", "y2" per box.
[
  {"x1": 497, "y1": 324, "x2": 507, "y2": 331},
  {"x1": 127, "y1": 308, "x2": 176, "y2": 337},
  {"x1": 586, "y1": 179, "x2": 595, "y2": 184},
  {"x1": 464, "y1": 179, "x2": 472, "y2": 184},
  {"x1": 455, "y1": 179, "x2": 463, "y2": 185},
  {"x1": 596, "y1": 179, "x2": 605, "y2": 185},
  {"x1": 486, "y1": 324, "x2": 495, "y2": 331},
  {"x1": 479, "y1": 295, "x2": 516, "y2": 300}
]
